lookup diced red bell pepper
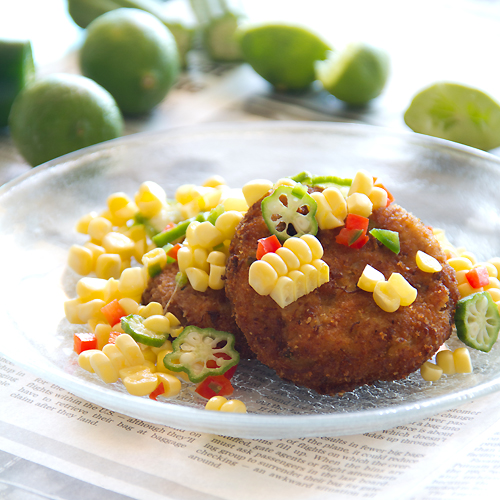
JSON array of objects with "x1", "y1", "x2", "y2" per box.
[
  {"x1": 256, "y1": 235, "x2": 281, "y2": 260},
  {"x1": 149, "y1": 382, "x2": 165, "y2": 401},
  {"x1": 195, "y1": 375, "x2": 234, "y2": 399},
  {"x1": 74, "y1": 333, "x2": 97, "y2": 354},
  {"x1": 101, "y1": 299, "x2": 127, "y2": 327},
  {"x1": 223, "y1": 364, "x2": 238, "y2": 380},
  {"x1": 350, "y1": 234, "x2": 369, "y2": 249},
  {"x1": 466, "y1": 266, "x2": 490, "y2": 289},
  {"x1": 336, "y1": 228, "x2": 369, "y2": 249},
  {"x1": 107, "y1": 331, "x2": 121, "y2": 345},
  {"x1": 166, "y1": 243, "x2": 182, "y2": 260},
  {"x1": 345, "y1": 214, "x2": 369, "y2": 232}
]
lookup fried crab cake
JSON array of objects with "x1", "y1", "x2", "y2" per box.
[
  {"x1": 225, "y1": 202, "x2": 460, "y2": 395},
  {"x1": 142, "y1": 263, "x2": 256, "y2": 359}
]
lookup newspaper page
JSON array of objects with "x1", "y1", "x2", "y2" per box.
[{"x1": 1, "y1": 355, "x2": 500, "y2": 500}]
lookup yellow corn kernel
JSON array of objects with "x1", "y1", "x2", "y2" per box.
[
  {"x1": 175, "y1": 183, "x2": 196, "y2": 204},
  {"x1": 193, "y1": 247, "x2": 210, "y2": 273},
  {"x1": 485, "y1": 277, "x2": 500, "y2": 290},
  {"x1": 101, "y1": 232, "x2": 135, "y2": 260},
  {"x1": 215, "y1": 211, "x2": 244, "y2": 240},
  {"x1": 242, "y1": 179, "x2": 273, "y2": 207},
  {"x1": 156, "y1": 349, "x2": 188, "y2": 379},
  {"x1": 122, "y1": 369, "x2": 159, "y2": 396},
  {"x1": 323, "y1": 187, "x2": 348, "y2": 219},
  {"x1": 420, "y1": 361, "x2": 443, "y2": 382},
  {"x1": 132, "y1": 239, "x2": 146, "y2": 262},
  {"x1": 111, "y1": 323, "x2": 125, "y2": 334},
  {"x1": 107, "y1": 192, "x2": 131, "y2": 214},
  {"x1": 77, "y1": 298, "x2": 106, "y2": 323},
  {"x1": 90, "y1": 351, "x2": 119, "y2": 384},
  {"x1": 94, "y1": 323, "x2": 112, "y2": 350},
  {"x1": 142, "y1": 248, "x2": 167, "y2": 273},
  {"x1": 458, "y1": 282, "x2": 482, "y2": 298},
  {"x1": 270, "y1": 276, "x2": 295, "y2": 308},
  {"x1": 138, "y1": 302, "x2": 164, "y2": 318},
  {"x1": 283, "y1": 237, "x2": 313, "y2": 264},
  {"x1": 261, "y1": 252, "x2": 288, "y2": 276},
  {"x1": 88, "y1": 317, "x2": 102, "y2": 333},
  {"x1": 118, "y1": 298, "x2": 139, "y2": 315},
  {"x1": 165, "y1": 313, "x2": 180, "y2": 328},
  {"x1": 220, "y1": 400, "x2": 247, "y2": 413},
  {"x1": 276, "y1": 247, "x2": 300, "y2": 271},
  {"x1": 388, "y1": 273, "x2": 417, "y2": 306},
  {"x1": 488, "y1": 288, "x2": 500, "y2": 302},
  {"x1": 288, "y1": 270, "x2": 306, "y2": 300},
  {"x1": 203, "y1": 175, "x2": 226, "y2": 188},
  {"x1": 443, "y1": 247, "x2": 459, "y2": 260},
  {"x1": 119, "y1": 267, "x2": 146, "y2": 297},
  {"x1": 68, "y1": 245, "x2": 94, "y2": 276},
  {"x1": 300, "y1": 234, "x2": 323, "y2": 260},
  {"x1": 156, "y1": 372, "x2": 182, "y2": 398},
  {"x1": 64, "y1": 298, "x2": 85, "y2": 324},
  {"x1": 357, "y1": 265, "x2": 385, "y2": 292},
  {"x1": 455, "y1": 270, "x2": 468, "y2": 285},
  {"x1": 83, "y1": 241, "x2": 106, "y2": 268},
  {"x1": 177, "y1": 246, "x2": 194, "y2": 272},
  {"x1": 115, "y1": 202, "x2": 138, "y2": 223},
  {"x1": 76, "y1": 277, "x2": 108, "y2": 301},
  {"x1": 249, "y1": 260, "x2": 278, "y2": 296},
  {"x1": 185, "y1": 220, "x2": 201, "y2": 246},
  {"x1": 369, "y1": 186, "x2": 388, "y2": 210},
  {"x1": 95, "y1": 253, "x2": 122, "y2": 280},
  {"x1": 221, "y1": 189, "x2": 249, "y2": 212},
  {"x1": 143, "y1": 359, "x2": 157, "y2": 373},
  {"x1": 207, "y1": 250, "x2": 226, "y2": 267},
  {"x1": 488, "y1": 257, "x2": 500, "y2": 277},
  {"x1": 348, "y1": 169, "x2": 373, "y2": 196},
  {"x1": 143, "y1": 315, "x2": 171, "y2": 335},
  {"x1": 78, "y1": 349, "x2": 99, "y2": 373},
  {"x1": 447, "y1": 256, "x2": 473, "y2": 272},
  {"x1": 453, "y1": 348, "x2": 473, "y2": 373},
  {"x1": 135, "y1": 181, "x2": 166, "y2": 218},
  {"x1": 75, "y1": 211, "x2": 98, "y2": 234},
  {"x1": 436, "y1": 350, "x2": 456, "y2": 375},
  {"x1": 300, "y1": 264, "x2": 319, "y2": 294},
  {"x1": 311, "y1": 192, "x2": 340, "y2": 230},
  {"x1": 416, "y1": 250, "x2": 443, "y2": 273},
  {"x1": 373, "y1": 281, "x2": 400, "y2": 312},
  {"x1": 194, "y1": 221, "x2": 225, "y2": 248},
  {"x1": 115, "y1": 334, "x2": 145, "y2": 366},
  {"x1": 209, "y1": 264, "x2": 225, "y2": 290},
  {"x1": 347, "y1": 193, "x2": 373, "y2": 217},
  {"x1": 205, "y1": 396, "x2": 228, "y2": 411},
  {"x1": 311, "y1": 259, "x2": 329, "y2": 287},
  {"x1": 141, "y1": 346, "x2": 157, "y2": 363},
  {"x1": 102, "y1": 343, "x2": 129, "y2": 371},
  {"x1": 186, "y1": 267, "x2": 209, "y2": 292},
  {"x1": 459, "y1": 251, "x2": 477, "y2": 265},
  {"x1": 274, "y1": 177, "x2": 296, "y2": 188},
  {"x1": 88, "y1": 216, "x2": 113, "y2": 243},
  {"x1": 103, "y1": 277, "x2": 121, "y2": 303}
]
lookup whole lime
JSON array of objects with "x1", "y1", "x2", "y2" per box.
[
  {"x1": 80, "y1": 8, "x2": 180, "y2": 115},
  {"x1": 237, "y1": 23, "x2": 331, "y2": 92},
  {"x1": 9, "y1": 73, "x2": 124, "y2": 166},
  {"x1": 316, "y1": 43, "x2": 390, "y2": 105}
]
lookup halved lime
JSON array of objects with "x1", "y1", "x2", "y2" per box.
[
  {"x1": 404, "y1": 82, "x2": 500, "y2": 151},
  {"x1": 316, "y1": 42, "x2": 389, "y2": 105},
  {"x1": 237, "y1": 23, "x2": 331, "y2": 92}
]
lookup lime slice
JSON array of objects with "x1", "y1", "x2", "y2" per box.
[
  {"x1": 0, "y1": 39, "x2": 34, "y2": 128},
  {"x1": 404, "y1": 82, "x2": 500, "y2": 151},
  {"x1": 237, "y1": 23, "x2": 331, "y2": 92},
  {"x1": 316, "y1": 42, "x2": 389, "y2": 105}
]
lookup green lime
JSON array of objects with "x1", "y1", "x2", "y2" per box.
[
  {"x1": 404, "y1": 82, "x2": 500, "y2": 151},
  {"x1": 9, "y1": 73, "x2": 123, "y2": 166},
  {"x1": 0, "y1": 39, "x2": 35, "y2": 128},
  {"x1": 316, "y1": 42, "x2": 390, "y2": 105},
  {"x1": 237, "y1": 23, "x2": 331, "y2": 92},
  {"x1": 80, "y1": 8, "x2": 180, "y2": 115}
]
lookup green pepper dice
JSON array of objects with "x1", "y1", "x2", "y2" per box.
[
  {"x1": 454, "y1": 292, "x2": 500, "y2": 352},
  {"x1": 163, "y1": 326, "x2": 239, "y2": 383},
  {"x1": 261, "y1": 185, "x2": 318, "y2": 241},
  {"x1": 369, "y1": 228, "x2": 400, "y2": 254},
  {"x1": 121, "y1": 314, "x2": 168, "y2": 347}
]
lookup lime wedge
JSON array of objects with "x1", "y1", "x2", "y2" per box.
[
  {"x1": 316, "y1": 42, "x2": 389, "y2": 105},
  {"x1": 237, "y1": 23, "x2": 331, "y2": 92},
  {"x1": 404, "y1": 82, "x2": 500, "y2": 151}
]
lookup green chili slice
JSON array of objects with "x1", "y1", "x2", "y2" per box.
[{"x1": 121, "y1": 314, "x2": 168, "y2": 348}]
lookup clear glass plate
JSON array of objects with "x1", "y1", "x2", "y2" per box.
[{"x1": 2, "y1": 121, "x2": 500, "y2": 439}]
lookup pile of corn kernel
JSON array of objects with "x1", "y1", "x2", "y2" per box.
[
  {"x1": 249, "y1": 234, "x2": 329, "y2": 308},
  {"x1": 418, "y1": 229, "x2": 500, "y2": 382}
]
